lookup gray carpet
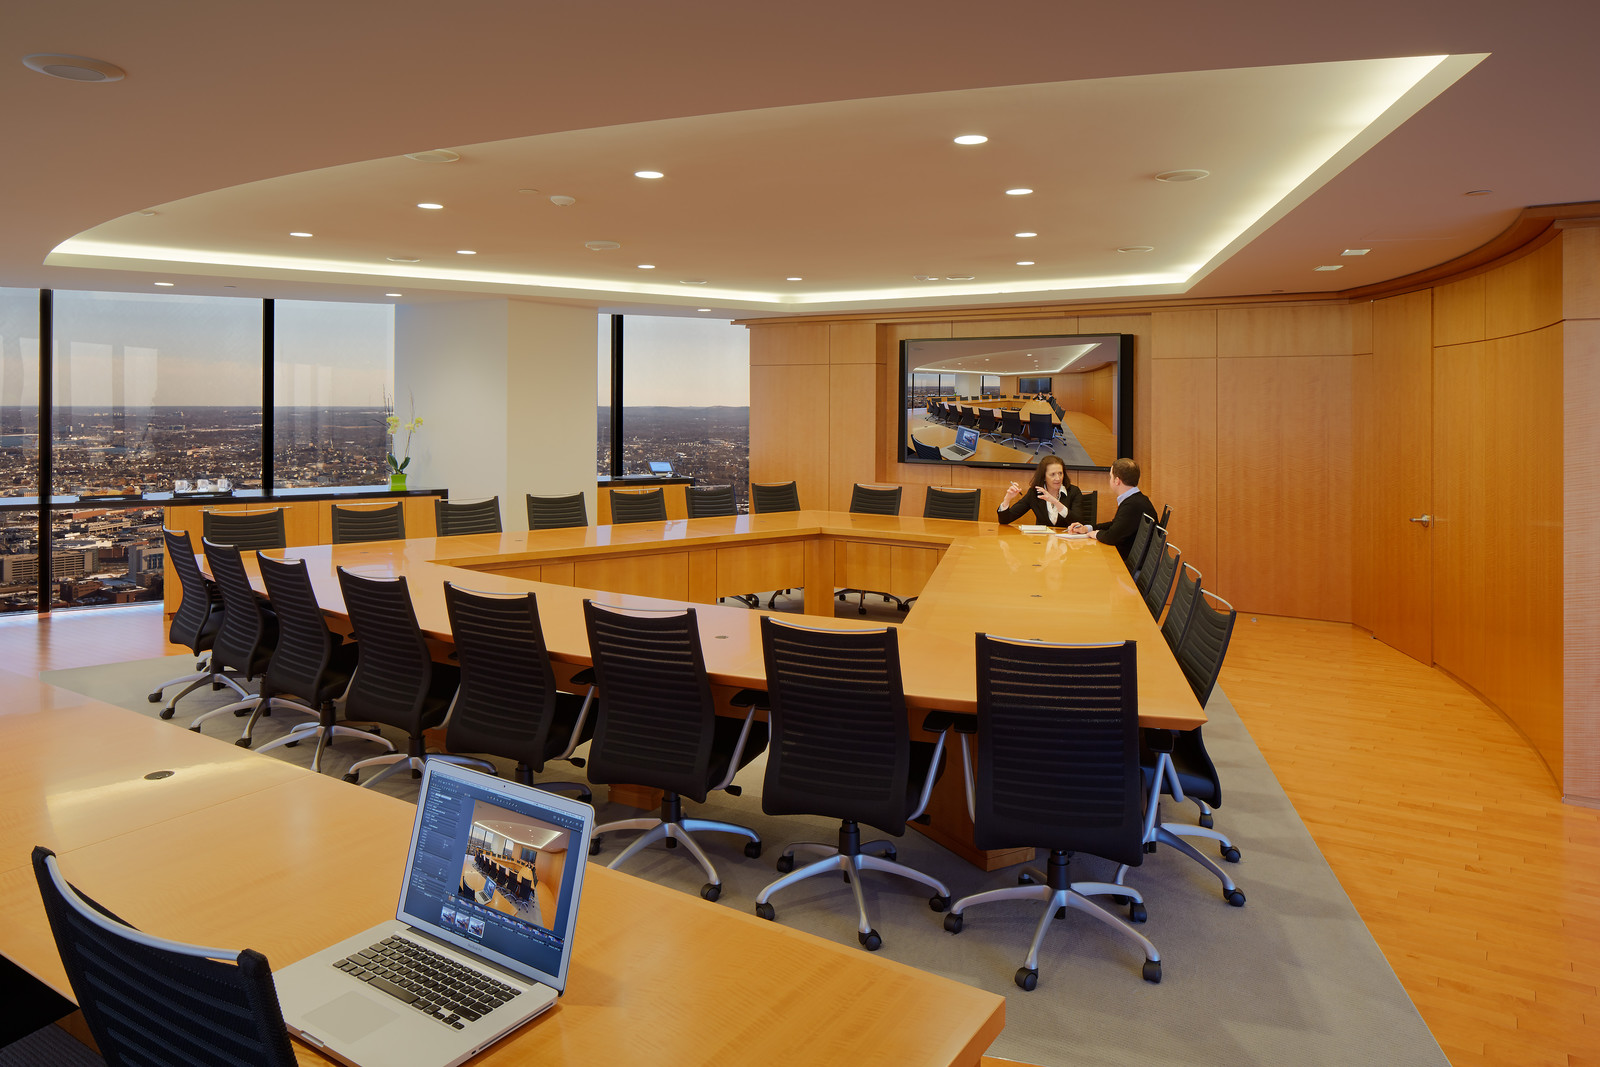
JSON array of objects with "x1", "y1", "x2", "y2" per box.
[{"x1": 40, "y1": 652, "x2": 1448, "y2": 1067}]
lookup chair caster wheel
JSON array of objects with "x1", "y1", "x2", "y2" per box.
[
  {"x1": 744, "y1": 841, "x2": 763, "y2": 859},
  {"x1": 1199, "y1": 813, "x2": 1214, "y2": 829},
  {"x1": 284, "y1": 739, "x2": 299, "y2": 748},
  {"x1": 1129, "y1": 902, "x2": 1147, "y2": 923},
  {"x1": 755, "y1": 901, "x2": 775, "y2": 921},
  {"x1": 836, "y1": 593, "x2": 847, "y2": 602},
  {"x1": 1017, "y1": 872, "x2": 1035, "y2": 885},
  {"x1": 1221, "y1": 845, "x2": 1241, "y2": 863},
  {"x1": 589, "y1": 837, "x2": 604, "y2": 856},
  {"x1": 1014, "y1": 968, "x2": 1038, "y2": 991},
  {"x1": 1144, "y1": 841, "x2": 1158, "y2": 853},
  {"x1": 943, "y1": 913, "x2": 963, "y2": 934},
  {"x1": 897, "y1": 602, "x2": 910, "y2": 612},
  {"x1": 343, "y1": 772, "x2": 360, "y2": 784},
  {"x1": 235, "y1": 738, "x2": 251, "y2": 748},
  {"x1": 859, "y1": 929, "x2": 882, "y2": 951},
  {"x1": 929, "y1": 894, "x2": 950, "y2": 913},
  {"x1": 147, "y1": 692, "x2": 162, "y2": 703},
  {"x1": 1225, "y1": 888, "x2": 1246, "y2": 907},
  {"x1": 877, "y1": 846, "x2": 897, "y2": 863},
  {"x1": 856, "y1": 606, "x2": 867, "y2": 616},
  {"x1": 664, "y1": 837, "x2": 677, "y2": 849},
  {"x1": 233, "y1": 706, "x2": 251, "y2": 717},
  {"x1": 1143, "y1": 960, "x2": 1162, "y2": 983},
  {"x1": 159, "y1": 707, "x2": 175, "y2": 720},
  {"x1": 700, "y1": 883, "x2": 721, "y2": 902},
  {"x1": 213, "y1": 682, "x2": 226, "y2": 691},
  {"x1": 774, "y1": 854, "x2": 794, "y2": 873}
]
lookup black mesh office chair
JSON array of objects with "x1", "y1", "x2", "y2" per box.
[
  {"x1": 582, "y1": 601, "x2": 767, "y2": 901},
  {"x1": 1027, "y1": 412, "x2": 1056, "y2": 452},
  {"x1": 185, "y1": 538, "x2": 286, "y2": 736},
  {"x1": 749, "y1": 481, "x2": 800, "y2": 514},
  {"x1": 330, "y1": 502, "x2": 406, "y2": 544},
  {"x1": 910, "y1": 437, "x2": 942, "y2": 461},
  {"x1": 335, "y1": 569, "x2": 483, "y2": 788},
  {"x1": 944, "y1": 636, "x2": 1161, "y2": 988},
  {"x1": 977, "y1": 408, "x2": 1001, "y2": 440},
  {"x1": 244, "y1": 554, "x2": 394, "y2": 771},
  {"x1": 526, "y1": 492, "x2": 589, "y2": 530},
  {"x1": 999, "y1": 409, "x2": 1027, "y2": 446},
  {"x1": 1124, "y1": 513, "x2": 1157, "y2": 582},
  {"x1": 685, "y1": 487, "x2": 759, "y2": 607},
  {"x1": 608, "y1": 487, "x2": 668, "y2": 524},
  {"x1": 434, "y1": 496, "x2": 503, "y2": 536},
  {"x1": 32, "y1": 846, "x2": 298, "y2": 1067},
  {"x1": 149, "y1": 528, "x2": 250, "y2": 719},
  {"x1": 837, "y1": 483, "x2": 906, "y2": 614},
  {"x1": 442, "y1": 584, "x2": 595, "y2": 799},
  {"x1": 1134, "y1": 525, "x2": 1170, "y2": 598},
  {"x1": 751, "y1": 618, "x2": 950, "y2": 950},
  {"x1": 1141, "y1": 540, "x2": 1182, "y2": 621},
  {"x1": 201, "y1": 508, "x2": 287, "y2": 551},
  {"x1": 1160, "y1": 562, "x2": 1203, "y2": 653},
  {"x1": 923, "y1": 485, "x2": 982, "y2": 521},
  {"x1": 1076, "y1": 490, "x2": 1098, "y2": 528}
]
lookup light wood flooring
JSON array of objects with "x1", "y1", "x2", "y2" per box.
[{"x1": 7, "y1": 603, "x2": 1598, "y2": 1066}]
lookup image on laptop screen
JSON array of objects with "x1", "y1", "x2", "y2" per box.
[
  {"x1": 396, "y1": 769, "x2": 587, "y2": 989},
  {"x1": 955, "y1": 426, "x2": 979, "y2": 454}
]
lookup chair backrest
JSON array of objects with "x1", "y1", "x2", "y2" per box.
[
  {"x1": 1000, "y1": 409, "x2": 1025, "y2": 434},
  {"x1": 609, "y1": 487, "x2": 668, "y2": 524},
  {"x1": 581, "y1": 601, "x2": 717, "y2": 802},
  {"x1": 330, "y1": 502, "x2": 406, "y2": 544},
  {"x1": 848, "y1": 483, "x2": 902, "y2": 516},
  {"x1": 255, "y1": 553, "x2": 341, "y2": 705},
  {"x1": 443, "y1": 584, "x2": 565, "y2": 772},
  {"x1": 758, "y1": 617, "x2": 912, "y2": 832},
  {"x1": 1028, "y1": 412, "x2": 1054, "y2": 439},
  {"x1": 435, "y1": 496, "x2": 503, "y2": 537},
  {"x1": 526, "y1": 492, "x2": 589, "y2": 530},
  {"x1": 972, "y1": 635, "x2": 1144, "y2": 867},
  {"x1": 32, "y1": 846, "x2": 298, "y2": 1067},
  {"x1": 923, "y1": 485, "x2": 982, "y2": 520},
  {"x1": 162, "y1": 527, "x2": 218, "y2": 650},
  {"x1": 684, "y1": 484, "x2": 738, "y2": 518},
  {"x1": 911, "y1": 437, "x2": 942, "y2": 461},
  {"x1": 1141, "y1": 540, "x2": 1182, "y2": 620},
  {"x1": 958, "y1": 408, "x2": 978, "y2": 429},
  {"x1": 750, "y1": 481, "x2": 800, "y2": 514},
  {"x1": 1134, "y1": 525, "x2": 1170, "y2": 596},
  {"x1": 202, "y1": 538, "x2": 274, "y2": 679},
  {"x1": 1158, "y1": 504, "x2": 1172, "y2": 530},
  {"x1": 335, "y1": 568, "x2": 438, "y2": 731},
  {"x1": 977, "y1": 409, "x2": 999, "y2": 432},
  {"x1": 1124, "y1": 513, "x2": 1156, "y2": 579},
  {"x1": 1076, "y1": 490, "x2": 1098, "y2": 526},
  {"x1": 1161, "y1": 563, "x2": 1203, "y2": 654},
  {"x1": 1175, "y1": 589, "x2": 1237, "y2": 708},
  {"x1": 201, "y1": 508, "x2": 287, "y2": 552}
]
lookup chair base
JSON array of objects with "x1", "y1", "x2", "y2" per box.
[
  {"x1": 593, "y1": 793, "x2": 760, "y2": 897},
  {"x1": 347, "y1": 751, "x2": 496, "y2": 789},
  {"x1": 1123, "y1": 752, "x2": 1246, "y2": 906},
  {"x1": 187, "y1": 690, "x2": 282, "y2": 733},
  {"x1": 151, "y1": 665, "x2": 250, "y2": 719},
  {"x1": 835, "y1": 588, "x2": 906, "y2": 615},
  {"x1": 255, "y1": 718, "x2": 395, "y2": 773}
]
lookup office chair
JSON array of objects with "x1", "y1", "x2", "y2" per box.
[
  {"x1": 958, "y1": 407, "x2": 978, "y2": 430},
  {"x1": 977, "y1": 408, "x2": 1002, "y2": 440},
  {"x1": 1027, "y1": 412, "x2": 1056, "y2": 452},
  {"x1": 998, "y1": 409, "x2": 1027, "y2": 446},
  {"x1": 330, "y1": 501, "x2": 406, "y2": 544},
  {"x1": 185, "y1": 538, "x2": 289, "y2": 736},
  {"x1": 910, "y1": 436, "x2": 942, "y2": 460},
  {"x1": 1141, "y1": 540, "x2": 1182, "y2": 621},
  {"x1": 201, "y1": 507, "x2": 287, "y2": 551},
  {"x1": 434, "y1": 495, "x2": 503, "y2": 536},
  {"x1": 1158, "y1": 504, "x2": 1172, "y2": 530},
  {"x1": 943, "y1": 636, "x2": 1162, "y2": 987},
  {"x1": 1134, "y1": 525, "x2": 1170, "y2": 599},
  {"x1": 441, "y1": 584, "x2": 596, "y2": 800},
  {"x1": 1124, "y1": 513, "x2": 1157, "y2": 581},
  {"x1": 836, "y1": 484, "x2": 906, "y2": 614},
  {"x1": 1160, "y1": 562, "x2": 1203, "y2": 653},
  {"x1": 148, "y1": 527, "x2": 250, "y2": 719},
  {"x1": 582, "y1": 601, "x2": 768, "y2": 901},
  {"x1": 32, "y1": 846, "x2": 299, "y2": 1067},
  {"x1": 335, "y1": 568, "x2": 487, "y2": 789},
  {"x1": 1076, "y1": 489, "x2": 1098, "y2": 527},
  {"x1": 526, "y1": 492, "x2": 589, "y2": 530},
  {"x1": 608, "y1": 487, "x2": 668, "y2": 524},
  {"x1": 685, "y1": 486, "x2": 760, "y2": 607},
  {"x1": 751, "y1": 618, "x2": 951, "y2": 950},
  {"x1": 922, "y1": 485, "x2": 982, "y2": 521},
  {"x1": 749, "y1": 480, "x2": 800, "y2": 514},
  {"x1": 244, "y1": 553, "x2": 394, "y2": 771}
]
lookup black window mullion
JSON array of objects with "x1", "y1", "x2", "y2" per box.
[{"x1": 36, "y1": 289, "x2": 52, "y2": 615}]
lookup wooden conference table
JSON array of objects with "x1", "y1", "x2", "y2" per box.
[
  {"x1": 0, "y1": 669, "x2": 1005, "y2": 1067},
  {"x1": 238, "y1": 510, "x2": 1205, "y2": 869}
]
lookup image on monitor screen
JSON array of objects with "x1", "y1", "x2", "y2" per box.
[
  {"x1": 457, "y1": 800, "x2": 572, "y2": 938},
  {"x1": 901, "y1": 333, "x2": 1131, "y2": 472}
]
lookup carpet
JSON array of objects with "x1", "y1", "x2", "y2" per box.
[{"x1": 40, "y1": 655, "x2": 1448, "y2": 1067}]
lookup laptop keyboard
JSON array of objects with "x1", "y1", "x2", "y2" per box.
[{"x1": 335, "y1": 935, "x2": 522, "y2": 1029}]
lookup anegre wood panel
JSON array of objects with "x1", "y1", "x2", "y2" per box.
[
  {"x1": 1484, "y1": 236, "x2": 1563, "y2": 339},
  {"x1": 1151, "y1": 309, "x2": 1217, "y2": 358},
  {"x1": 1564, "y1": 315, "x2": 1600, "y2": 801},
  {"x1": 1217, "y1": 304, "x2": 1352, "y2": 358},
  {"x1": 949, "y1": 317, "x2": 1079, "y2": 338},
  {"x1": 1432, "y1": 273, "x2": 1486, "y2": 347},
  {"x1": 830, "y1": 362, "x2": 880, "y2": 512},
  {"x1": 749, "y1": 321, "x2": 831, "y2": 366},
  {"x1": 750, "y1": 361, "x2": 831, "y2": 509},
  {"x1": 573, "y1": 551, "x2": 690, "y2": 601},
  {"x1": 1149, "y1": 358, "x2": 1217, "y2": 591}
]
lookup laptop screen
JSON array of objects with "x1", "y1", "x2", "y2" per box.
[
  {"x1": 395, "y1": 762, "x2": 593, "y2": 992},
  {"x1": 955, "y1": 426, "x2": 979, "y2": 453}
]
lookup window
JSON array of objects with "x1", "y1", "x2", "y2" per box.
[
  {"x1": 981, "y1": 375, "x2": 1001, "y2": 397},
  {"x1": 0, "y1": 288, "x2": 39, "y2": 500},
  {"x1": 597, "y1": 313, "x2": 613, "y2": 477},
  {"x1": 274, "y1": 300, "x2": 394, "y2": 488}
]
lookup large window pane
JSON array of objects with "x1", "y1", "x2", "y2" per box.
[
  {"x1": 274, "y1": 300, "x2": 394, "y2": 488},
  {"x1": 620, "y1": 315, "x2": 749, "y2": 507},
  {"x1": 0, "y1": 508, "x2": 41, "y2": 613},
  {"x1": 597, "y1": 313, "x2": 612, "y2": 476},
  {"x1": 0, "y1": 288, "x2": 40, "y2": 498}
]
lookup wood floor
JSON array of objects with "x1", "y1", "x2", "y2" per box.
[{"x1": 8, "y1": 604, "x2": 1598, "y2": 1066}]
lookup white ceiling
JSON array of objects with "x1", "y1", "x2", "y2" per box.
[{"x1": 5, "y1": 2, "x2": 1599, "y2": 316}]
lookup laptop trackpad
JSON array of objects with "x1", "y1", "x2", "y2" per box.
[{"x1": 306, "y1": 992, "x2": 401, "y2": 1042}]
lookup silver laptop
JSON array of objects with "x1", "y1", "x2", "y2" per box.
[
  {"x1": 275, "y1": 760, "x2": 594, "y2": 1067},
  {"x1": 943, "y1": 425, "x2": 980, "y2": 460}
]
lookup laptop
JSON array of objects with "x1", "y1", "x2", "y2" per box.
[
  {"x1": 275, "y1": 760, "x2": 595, "y2": 1067},
  {"x1": 943, "y1": 425, "x2": 980, "y2": 461}
]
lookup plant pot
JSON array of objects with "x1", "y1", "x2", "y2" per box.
[{"x1": 388, "y1": 472, "x2": 408, "y2": 491}]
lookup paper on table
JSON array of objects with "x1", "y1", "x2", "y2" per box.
[{"x1": 1017, "y1": 525, "x2": 1049, "y2": 534}]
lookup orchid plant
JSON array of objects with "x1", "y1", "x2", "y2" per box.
[{"x1": 385, "y1": 392, "x2": 423, "y2": 474}]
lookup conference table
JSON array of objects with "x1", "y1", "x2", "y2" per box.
[
  {"x1": 239, "y1": 509, "x2": 1206, "y2": 869},
  {"x1": 0, "y1": 669, "x2": 1006, "y2": 1067}
]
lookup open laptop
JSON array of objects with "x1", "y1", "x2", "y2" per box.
[
  {"x1": 942, "y1": 425, "x2": 980, "y2": 461},
  {"x1": 275, "y1": 761, "x2": 594, "y2": 1067}
]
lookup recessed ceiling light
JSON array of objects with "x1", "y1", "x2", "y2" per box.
[
  {"x1": 1464, "y1": 189, "x2": 1493, "y2": 196},
  {"x1": 585, "y1": 240, "x2": 621, "y2": 251},
  {"x1": 786, "y1": 276, "x2": 803, "y2": 281},
  {"x1": 697, "y1": 308, "x2": 712, "y2": 312},
  {"x1": 404, "y1": 149, "x2": 460, "y2": 163},
  {"x1": 1005, "y1": 188, "x2": 1033, "y2": 196},
  {"x1": 417, "y1": 202, "x2": 444, "y2": 210},
  {"x1": 638, "y1": 264, "x2": 656, "y2": 269},
  {"x1": 517, "y1": 188, "x2": 539, "y2": 194},
  {"x1": 549, "y1": 195, "x2": 576, "y2": 206},
  {"x1": 23, "y1": 54, "x2": 125, "y2": 82},
  {"x1": 953, "y1": 134, "x2": 988, "y2": 145},
  {"x1": 1341, "y1": 248, "x2": 1370, "y2": 256},
  {"x1": 1117, "y1": 245, "x2": 1154, "y2": 253},
  {"x1": 1016, "y1": 261, "x2": 1035, "y2": 266},
  {"x1": 680, "y1": 278, "x2": 707, "y2": 284},
  {"x1": 138, "y1": 210, "x2": 157, "y2": 217},
  {"x1": 289, "y1": 231, "x2": 313, "y2": 238},
  {"x1": 1313, "y1": 264, "x2": 1343, "y2": 271},
  {"x1": 456, "y1": 249, "x2": 476, "y2": 255},
  {"x1": 633, "y1": 170, "x2": 665, "y2": 179},
  {"x1": 153, "y1": 281, "x2": 174, "y2": 287},
  {"x1": 1014, "y1": 232, "x2": 1037, "y2": 238},
  {"x1": 1155, "y1": 169, "x2": 1210, "y2": 182},
  {"x1": 386, "y1": 256, "x2": 420, "y2": 263},
  {"x1": 386, "y1": 293, "x2": 403, "y2": 297},
  {"x1": 946, "y1": 275, "x2": 975, "y2": 281}
]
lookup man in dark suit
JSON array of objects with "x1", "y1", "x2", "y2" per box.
[{"x1": 1068, "y1": 457, "x2": 1157, "y2": 561}]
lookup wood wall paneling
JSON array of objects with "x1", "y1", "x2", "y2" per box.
[
  {"x1": 1082, "y1": 364, "x2": 1116, "y2": 432},
  {"x1": 1151, "y1": 310, "x2": 1217, "y2": 358},
  {"x1": 1483, "y1": 237, "x2": 1564, "y2": 339},
  {"x1": 1356, "y1": 289, "x2": 1434, "y2": 663},
  {"x1": 1080, "y1": 314, "x2": 1154, "y2": 475},
  {"x1": 1432, "y1": 273, "x2": 1486, "y2": 347},
  {"x1": 1349, "y1": 300, "x2": 1373, "y2": 355},
  {"x1": 572, "y1": 551, "x2": 689, "y2": 601},
  {"x1": 1216, "y1": 304, "x2": 1353, "y2": 358},
  {"x1": 1563, "y1": 224, "x2": 1600, "y2": 319},
  {"x1": 1149, "y1": 358, "x2": 1218, "y2": 590},
  {"x1": 1563, "y1": 316, "x2": 1600, "y2": 801},
  {"x1": 827, "y1": 321, "x2": 877, "y2": 364},
  {"x1": 948, "y1": 317, "x2": 1079, "y2": 338},
  {"x1": 749, "y1": 322, "x2": 831, "y2": 366},
  {"x1": 749, "y1": 362, "x2": 831, "y2": 510},
  {"x1": 830, "y1": 363, "x2": 881, "y2": 512},
  {"x1": 1215, "y1": 356, "x2": 1353, "y2": 621}
]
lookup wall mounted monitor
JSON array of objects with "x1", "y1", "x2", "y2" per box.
[{"x1": 899, "y1": 333, "x2": 1133, "y2": 473}]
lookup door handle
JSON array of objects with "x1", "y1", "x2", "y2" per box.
[{"x1": 1409, "y1": 515, "x2": 1432, "y2": 526}]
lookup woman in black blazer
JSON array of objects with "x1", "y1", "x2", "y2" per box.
[{"x1": 996, "y1": 454, "x2": 1090, "y2": 528}]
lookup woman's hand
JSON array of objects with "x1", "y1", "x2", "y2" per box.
[
  {"x1": 1001, "y1": 481, "x2": 1023, "y2": 505},
  {"x1": 1034, "y1": 486, "x2": 1051, "y2": 501}
]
